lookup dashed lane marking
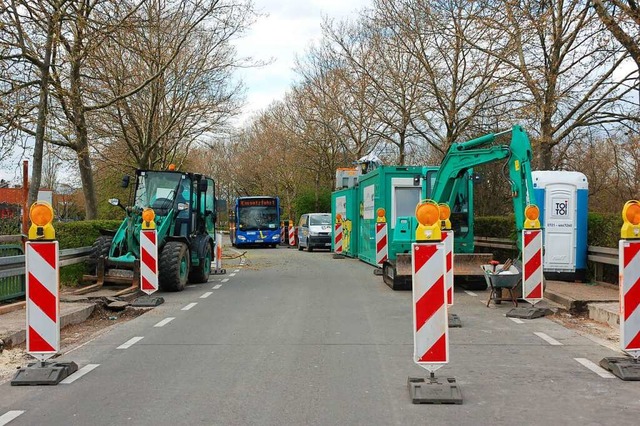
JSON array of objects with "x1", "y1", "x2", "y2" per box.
[
  {"x1": 234, "y1": 269, "x2": 240, "y2": 272},
  {"x1": 229, "y1": 273, "x2": 236, "y2": 277},
  {"x1": 222, "y1": 278, "x2": 230, "y2": 283},
  {"x1": 117, "y1": 336, "x2": 144, "y2": 349},
  {"x1": 182, "y1": 302, "x2": 198, "y2": 311},
  {"x1": 60, "y1": 364, "x2": 100, "y2": 384},
  {"x1": 0, "y1": 411, "x2": 25, "y2": 425},
  {"x1": 464, "y1": 291, "x2": 477, "y2": 297},
  {"x1": 574, "y1": 358, "x2": 616, "y2": 378},
  {"x1": 213, "y1": 284, "x2": 222, "y2": 290},
  {"x1": 200, "y1": 292, "x2": 213, "y2": 299},
  {"x1": 187, "y1": 285, "x2": 196, "y2": 288},
  {"x1": 509, "y1": 318, "x2": 524, "y2": 324},
  {"x1": 154, "y1": 317, "x2": 175, "y2": 328},
  {"x1": 534, "y1": 332, "x2": 563, "y2": 346}
]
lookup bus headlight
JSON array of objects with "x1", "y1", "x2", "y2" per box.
[{"x1": 237, "y1": 235, "x2": 246, "y2": 241}]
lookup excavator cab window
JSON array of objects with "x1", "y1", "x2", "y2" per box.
[{"x1": 425, "y1": 169, "x2": 470, "y2": 237}]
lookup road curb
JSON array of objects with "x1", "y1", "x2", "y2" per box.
[{"x1": 1, "y1": 303, "x2": 95, "y2": 348}]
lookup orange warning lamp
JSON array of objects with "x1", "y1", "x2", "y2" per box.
[
  {"x1": 621, "y1": 200, "x2": 640, "y2": 239},
  {"x1": 336, "y1": 213, "x2": 342, "y2": 223},
  {"x1": 29, "y1": 201, "x2": 55, "y2": 240},
  {"x1": 376, "y1": 208, "x2": 386, "y2": 223},
  {"x1": 142, "y1": 208, "x2": 156, "y2": 230},
  {"x1": 168, "y1": 164, "x2": 176, "y2": 171},
  {"x1": 523, "y1": 204, "x2": 541, "y2": 229},
  {"x1": 438, "y1": 203, "x2": 451, "y2": 230},
  {"x1": 415, "y1": 200, "x2": 441, "y2": 241}
]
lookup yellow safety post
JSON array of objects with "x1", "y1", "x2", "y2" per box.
[
  {"x1": 376, "y1": 208, "x2": 386, "y2": 223},
  {"x1": 28, "y1": 201, "x2": 55, "y2": 240},
  {"x1": 621, "y1": 200, "x2": 640, "y2": 239},
  {"x1": 523, "y1": 204, "x2": 541, "y2": 229},
  {"x1": 415, "y1": 200, "x2": 441, "y2": 241}
]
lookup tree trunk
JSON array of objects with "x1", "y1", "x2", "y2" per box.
[{"x1": 28, "y1": 13, "x2": 57, "y2": 208}]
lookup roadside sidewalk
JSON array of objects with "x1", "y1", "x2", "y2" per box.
[{"x1": 545, "y1": 280, "x2": 620, "y2": 327}]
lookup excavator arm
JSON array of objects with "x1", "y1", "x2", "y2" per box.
[{"x1": 430, "y1": 125, "x2": 537, "y2": 248}]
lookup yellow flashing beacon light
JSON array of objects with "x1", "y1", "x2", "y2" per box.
[
  {"x1": 523, "y1": 204, "x2": 541, "y2": 230},
  {"x1": 28, "y1": 201, "x2": 55, "y2": 240},
  {"x1": 376, "y1": 208, "x2": 386, "y2": 223},
  {"x1": 142, "y1": 208, "x2": 156, "y2": 230},
  {"x1": 336, "y1": 213, "x2": 342, "y2": 224},
  {"x1": 415, "y1": 200, "x2": 441, "y2": 241},
  {"x1": 621, "y1": 200, "x2": 640, "y2": 239},
  {"x1": 438, "y1": 203, "x2": 451, "y2": 230}
]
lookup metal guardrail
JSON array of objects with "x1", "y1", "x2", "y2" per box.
[
  {"x1": 0, "y1": 246, "x2": 92, "y2": 279},
  {"x1": 474, "y1": 237, "x2": 619, "y2": 282}
]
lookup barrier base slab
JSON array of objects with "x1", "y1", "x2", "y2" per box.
[
  {"x1": 407, "y1": 376, "x2": 463, "y2": 404},
  {"x1": 448, "y1": 313, "x2": 462, "y2": 328},
  {"x1": 373, "y1": 267, "x2": 383, "y2": 276},
  {"x1": 332, "y1": 254, "x2": 345, "y2": 259},
  {"x1": 506, "y1": 306, "x2": 551, "y2": 319},
  {"x1": 600, "y1": 357, "x2": 640, "y2": 381},
  {"x1": 131, "y1": 296, "x2": 165, "y2": 307},
  {"x1": 212, "y1": 269, "x2": 227, "y2": 275},
  {"x1": 11, "y1": 361, "x2": 78, "y2": 386}
]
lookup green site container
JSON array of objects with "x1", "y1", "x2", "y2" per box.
[
  {"x1": 331, "y1": 186, "x2": 360, "y2": 257},
  {"x1": 356, "y1": 166, "x2": 424, "y2": 267}
]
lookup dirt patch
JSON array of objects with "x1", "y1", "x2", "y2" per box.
[
  {"x1": 0, "y1": 304, "x2": 146, "y2": 384},
  {"x1": 548, "y1": 310, "x2": 619, "y2": 346}
]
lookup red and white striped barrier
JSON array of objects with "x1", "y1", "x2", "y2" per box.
[
  {"x1": 620, "y1": 240, "x2": 640, "y2": 354},
  {"x1": 334, "y1": 223, "x2": 343, "y2": 254},
  {"x1": 412, "y1": 242, "x2": 448, "y2": 370},
  {"x1": 375, "y1": 223, "x2": 388, "y2": 265},
  {"x1": 442, "y1": 230, "x2": 454, "y2": 306},
  {"x1": 288, "y1": 225, "x2": 296, "y2": 247},
  {"x1": 522, "y1": 229, "x2": 544, "y2": 304},
  {"x1": 140, "y1": 229, "x2": 158, "y2": 295},
  {"x1": 25, "y1": 241, "x2": 59, "y2": 360}
]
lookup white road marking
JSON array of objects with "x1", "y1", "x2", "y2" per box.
[
  {"x1": 182, "y1": 302, "x2": 198, "y2": 311},
  {"x1": 200, "y1": 292, "x2": 213, "y2": 299},
  {"x1": 534, "y1": 332, "x2": 563, "y2": 346},
  {"x1": 213, "y1": 284, "x2": 222, "y2": 290},
  {"x1": 229, "y1": 273, "x2": 236, "y2": 277},
  {"x1": 234, "y1": 269, "x2": 240, "y2": 272},
  {"x1": 222, "y1": 278, "x2": 230, "y2": 283},
  {"x1": 509, "y1": 318, "x2": 525, "y2": 324},
  {"x1": 574, "y1": 358, "x2": 616, "y2": 378},
  {"x1": 187, "y1": 285, "x2": 196, "y2": 288},
  {"x1": 60, "y1": 364, "x2": 100, "y2": 384},
  {"x1": 154, "y1": 317, "x2": 175, "y2": 328},
  {"x1": 0, "y1": 411, "x2": 25, "y2": 425},
  {"x1": 117, "y1": 336, "x2": 144, "y2": 349},
  {"x1": 464, "y1": 291, "x2": 477, "y2": 297}
]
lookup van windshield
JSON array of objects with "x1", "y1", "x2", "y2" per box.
[{"x1": 310, "y1": 215, "x2": 331, "y2": 225}]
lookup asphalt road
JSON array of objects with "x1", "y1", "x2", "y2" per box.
[{"x1": 1, "y1": 246, "x2": 639, "y2": 426}]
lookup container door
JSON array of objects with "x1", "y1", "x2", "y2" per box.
[
  {"x1": 543, "y1": 184, "x2": 576, "y2": 272},
  {"x1": 390, "y1": 177, "x2": 422, "y2": 230}
]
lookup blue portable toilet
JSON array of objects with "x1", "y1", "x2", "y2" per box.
[{"x1": 532, "y1": 171, "x2": 588, "y2": 281}]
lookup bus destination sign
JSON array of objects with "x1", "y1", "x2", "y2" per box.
[{"x1": 239, "y1": 198, "x2": 276, "y2": 207}]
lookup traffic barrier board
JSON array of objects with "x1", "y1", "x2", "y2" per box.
[
  {"x1": 412, "y1": 242, "x2": 448, "y2": 370},
  {"x1": 288, "y1": 225, "x2": 296, "y2": 247},
  {"x1": 442, "y1": 230, "x2": 454, "y2": 306},
  {"x1": 620, "y1": 240, "x2": 640, "y2": 355},
  {"x1": 334, "y1": 223, "x2": 343, "y2": 254},
  {"x1": 140, "y1": 229, "x2": 158, "y2": 295},
  {"x1": 25, "y1": 241, "x2": 59, "y2": 360},
  {"x1": 522, "y1": 229, "x2": 544, "y2": 304},
  {"x1": 375, "y1": 223, "x2": 388, "y2": 265}
]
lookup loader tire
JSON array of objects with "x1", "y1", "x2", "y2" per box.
[
  {"x1": 189, "y1": 243, "x2": 212, "y2": 284},
  {"x1": 159, "y1": 241, "x2": 190, "y2": 292},
  {"x1": 86, "y1": 236, "x2": 113, "y2": 274}
]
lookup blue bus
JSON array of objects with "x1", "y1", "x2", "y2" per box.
[{"x1": 230, "y1": 196, "x2": 281, "y2": 247}]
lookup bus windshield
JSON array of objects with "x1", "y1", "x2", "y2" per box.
[{"x1": 238, "y1": 198, "x2": 279, "y2": 231}]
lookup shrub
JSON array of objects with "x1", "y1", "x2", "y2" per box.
[{"x1": 54, "y1": 220, "x2": 122, "y2": 249}]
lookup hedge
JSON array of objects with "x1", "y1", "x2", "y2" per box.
[{"x1": 54, "y1": 220, "x2": 122, "y2": 249}]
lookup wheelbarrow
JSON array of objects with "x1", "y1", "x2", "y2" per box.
[{"x1": 481, "y1": 263, "x2": 521, "y2": 307}]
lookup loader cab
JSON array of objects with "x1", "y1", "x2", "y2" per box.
[{"x1": 424, "y1": 168, "x2": 473, "y2": 253}]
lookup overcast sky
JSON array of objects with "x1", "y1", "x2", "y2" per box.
[
  {"x1": 0, "y1": 0, "x2": 371, "y2": 183},
  {"x1": 233, "y1": 0, "x2": 371, "y2": 123}
]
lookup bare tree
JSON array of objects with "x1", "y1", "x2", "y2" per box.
[
  {"x1": 474, "y1": 0, "x2": 638, "y2": 169},
  {"x1": 592, "y1": 0, "x2": 640, "y2": 71}
]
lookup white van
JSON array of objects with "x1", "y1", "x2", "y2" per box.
[{"x1": 297, "y1": 213, "x2": 332, "y2": 251}]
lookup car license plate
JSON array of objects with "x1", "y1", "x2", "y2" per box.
[
  {"x1": 325, "y1": 243, "x2": 331, "y2": 246},
  {"x1": 256, "y1": 240, "x2": 263, "y2": 243}
]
